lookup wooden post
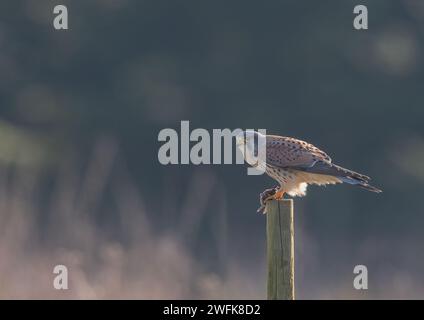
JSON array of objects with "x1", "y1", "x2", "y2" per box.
[{"x1": 266, "y1": 199, "x2": 295, "y2": 300}]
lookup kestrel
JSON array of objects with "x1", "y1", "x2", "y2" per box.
[{"x1": 236, "y1": 131, "x2": 381, "y2": 213}]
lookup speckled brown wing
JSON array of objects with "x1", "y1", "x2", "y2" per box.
[
  {"x1": 265, "y1": 135, "x2": 377, "y2": 190},
  {"x1": 265, "y1": 135, "x2": 332, "y2": 169}
]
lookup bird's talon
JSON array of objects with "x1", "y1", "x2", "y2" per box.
[
  {"x1": 257, "y1": 205, "x2": 266, "y2": 214},
  {"x1": 258, "y1": 186, "x2": 280, "y2": 213}
]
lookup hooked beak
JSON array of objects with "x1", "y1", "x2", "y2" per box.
[
  {"x1": 236, "y1": 136, "x2": 245, "y2": 147},
  {"x1": 236, "y1": 132, "x2": 246, "y2": 147}
]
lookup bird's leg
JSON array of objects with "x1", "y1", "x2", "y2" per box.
[
  {"x1": 257, "y1": 185, "x2": 280, "y2": 214},
  {"x1": 274, "y1": 189, "x2": 286, "y2": 200},
  {"x1": 260, "y1": 185, "x2": 279, "y2": 205}
]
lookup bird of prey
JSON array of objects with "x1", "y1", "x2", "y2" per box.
[{"x1": 236, "y1": 131, "x2": 381, "y2": 213}]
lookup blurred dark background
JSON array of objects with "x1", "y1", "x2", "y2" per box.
[{"x1": 0, "y1": 0, "x2": 423, "y2": 299}]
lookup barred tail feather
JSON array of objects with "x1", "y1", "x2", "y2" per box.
[
  {"x1": 359, "y1": 183, "x2": 382, "y2": 193},
  {"x1": 339, "y1": 176, "x2": 382, "y2": 193},
  {"x1": 295, "y1": 161, "x2": 382, "y2": 193},
  {"x1": 300, "y1": 161, "x2": 370, "y2": 182}
]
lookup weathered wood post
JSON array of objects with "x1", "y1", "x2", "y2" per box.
[{"x1": 266, "y1": 199, "x2": 295, "y2": 300}]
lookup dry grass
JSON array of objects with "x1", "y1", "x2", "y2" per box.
[
  {"x1": 0, "y1": 137, "x2": 263, "y2": 299},
  {"x1": 1, "y1": 136, "x2": 424, "y2": 299}
]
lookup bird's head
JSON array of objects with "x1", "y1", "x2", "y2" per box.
[
  {"x1": 236, "y1": 131, "x2": 266, "y2": 166},
  {"x1": 236, "y1": 130, "x2": 265, "y2": 147}
]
